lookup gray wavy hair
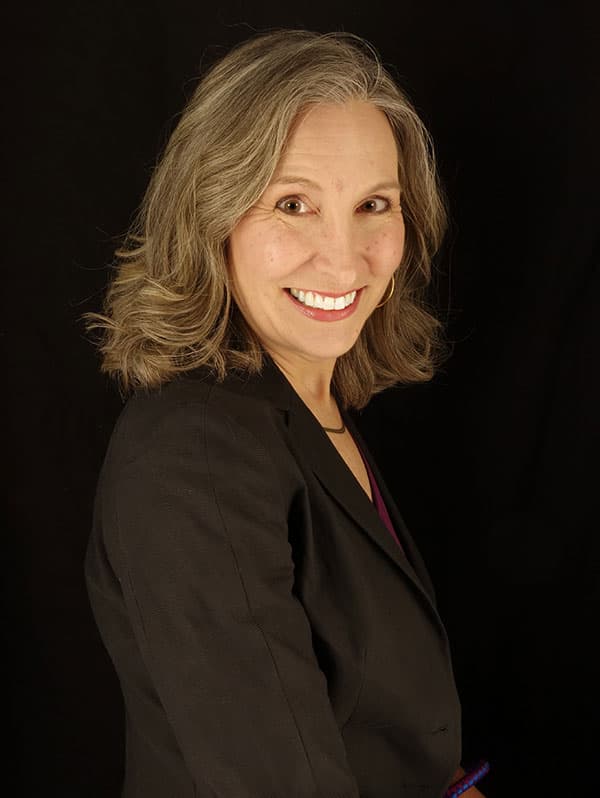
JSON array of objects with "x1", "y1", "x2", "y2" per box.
[{"x1": 83, "y1": 28, "x2": 449, "y2": 409}]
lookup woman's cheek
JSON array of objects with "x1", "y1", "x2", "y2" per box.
[
  {"x1": 265, "y1": 228, "x2": 310, "y2": 272},
  {"x1": 366, "y1": 228, "x2": 404, "y2": 275},
  {"x1": 383, "y1": 221, "x2": 405, "y2": 267}
]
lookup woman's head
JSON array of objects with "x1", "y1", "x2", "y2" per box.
[
  {"x1": 85, "y1": 28, "x2": 448, "y2": 408},
  {"x1": 228, "y1": 99, "x2": 405, "y2": 375}
]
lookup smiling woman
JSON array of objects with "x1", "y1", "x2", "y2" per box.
[
  {"x1": 83, "y1": 28, "x2": 448, "y2": 409},
  {"x1": 82, "y1": 28, "x2": 488, "y2": 798}
]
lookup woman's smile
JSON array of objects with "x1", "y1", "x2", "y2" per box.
[{"x1": 284, "y1": 286, "x2": 363, "y2": 321}]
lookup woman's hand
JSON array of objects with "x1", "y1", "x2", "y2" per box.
[{"x1": 462, "y1": 786, "x2": 486, "y2": 797}]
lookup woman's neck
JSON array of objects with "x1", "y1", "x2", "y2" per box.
[{"x1": 268, "y1": 351, "x2": 341, "y2": 425}]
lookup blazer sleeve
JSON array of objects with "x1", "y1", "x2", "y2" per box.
[{"x1": 104, "y1": 391, "x2": 361, "y2": 798}]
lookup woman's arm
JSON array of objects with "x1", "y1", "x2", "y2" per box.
[{"x1": 96, "y1": 392, "x2": 361, "y2": 798}]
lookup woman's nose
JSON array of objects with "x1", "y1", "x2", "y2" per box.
[{"x1": 310, "y1": 217, "x2": 364, "y2": 284}]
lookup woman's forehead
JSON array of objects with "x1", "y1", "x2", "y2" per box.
[{"x1": 273, "y1": 102, "x2": 399, "y2": 183}]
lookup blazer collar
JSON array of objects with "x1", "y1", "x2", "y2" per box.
[{"x1": 227, "y1": 356, "x2": 445, "y2": 633}]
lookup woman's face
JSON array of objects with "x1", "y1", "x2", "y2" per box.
[{"x1": 227, "y1": 100, "x2": 405, "y2": 374}]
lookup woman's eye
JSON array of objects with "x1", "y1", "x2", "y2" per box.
[
  {"x1": 275, "y1": 195, "x2": 392, "y2": 215},
  {"x1": 359, "y1": 197, "x2": 391, "y2": 213},
  {"x1": 276, "y1": 197, "x2": 309, "y2": 214}
]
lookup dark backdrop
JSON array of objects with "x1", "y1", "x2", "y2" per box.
[{"x1": 4, "y1": 2, "x2": 598, "y2": 795}]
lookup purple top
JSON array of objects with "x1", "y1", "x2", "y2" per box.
[{"x1": 360, "y1": 454, "x2": 405, "y2": 556}]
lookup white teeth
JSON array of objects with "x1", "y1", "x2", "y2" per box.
[{"x1": 288, "y1": 288, "x2": 357, "y2": 310}]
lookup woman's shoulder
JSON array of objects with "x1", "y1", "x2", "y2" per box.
[{"x1": 105, "y1": 368, "x2": 283, "y2": 469}]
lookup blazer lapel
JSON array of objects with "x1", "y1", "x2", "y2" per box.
[
  {"x1": 342, "y1": 410, "x2": 438, "y2": 603},
  {"x1": 230, "y1": 357, "x2": 445, "y2": 634},
  {"x1": 288, "y1": 399, "x2": 441, "y2": 615}
]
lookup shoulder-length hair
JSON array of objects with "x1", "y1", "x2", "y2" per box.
[{"x1": 83, "y1": 28, "x2": 449, "y2": 409}]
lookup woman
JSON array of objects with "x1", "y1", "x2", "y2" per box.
[{"x1": 84, "y1": 29, "x2": 488, "y2": 798}]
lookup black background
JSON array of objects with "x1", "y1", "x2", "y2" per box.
[{"x1": 4, "y1": 1, "x2": 599, "y2": 795}]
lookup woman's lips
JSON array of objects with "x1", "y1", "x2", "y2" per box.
[{"x1": 284, "y1": 287, "x2": 363, "y2": 322}]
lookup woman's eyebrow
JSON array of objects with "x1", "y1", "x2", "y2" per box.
[{"x1": 270, "y1": 175, "x2": 401, "y2": 193}]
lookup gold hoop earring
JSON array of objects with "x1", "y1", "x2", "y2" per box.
[{"x1": 376, "y1": 273, "x2": 395, "y2": 309}]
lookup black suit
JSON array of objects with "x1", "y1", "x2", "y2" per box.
[{"x1": 85, "y1": 357, "x2": 461, "y2": 798}]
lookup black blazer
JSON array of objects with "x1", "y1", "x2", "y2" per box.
[{"x1": 85, "y1": 357, "x2": 461, "y2": 798}]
